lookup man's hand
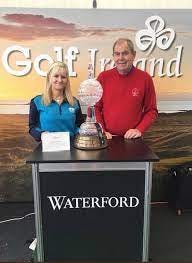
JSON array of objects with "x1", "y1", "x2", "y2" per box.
[
  {"x1": 105, "y1": 131, "x2": 113, "y2": 139},
  {"x1": 124, "y1": 129, "x2": 142, "y2": 139}
]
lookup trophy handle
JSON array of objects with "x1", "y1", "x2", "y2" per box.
[
  {"x1": 94, "y1": 123, "x2": 105, "y2": 146},
  {"x1": 86, "y1": 106, "x2": 96, "y2": 123}
]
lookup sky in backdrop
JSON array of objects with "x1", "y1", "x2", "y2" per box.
[{"x1": 0, "y1": 8, "x2": 191, "y2": 107}]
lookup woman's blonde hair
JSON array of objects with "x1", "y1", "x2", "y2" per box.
[{"x1": 42, "y1": 61, "x2": 74, "y2": 106}]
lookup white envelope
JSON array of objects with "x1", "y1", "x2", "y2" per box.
[{"x1": 41, "y1": 132, "x2": 70, "y2": 152}]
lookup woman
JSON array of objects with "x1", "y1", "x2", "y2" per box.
[{"x1": 29, "y1": 62, "x2": 84, "y2": 141}]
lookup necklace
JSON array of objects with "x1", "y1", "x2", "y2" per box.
[{"x1": 54, "y1": 96, "x2": 63, "y2": 102}]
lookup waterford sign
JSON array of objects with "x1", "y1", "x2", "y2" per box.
[{"x1": 47, "y1": 195, "x2": 140, "y2": 210}]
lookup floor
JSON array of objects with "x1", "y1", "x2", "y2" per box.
[{"x1": 0, "y1": 202, "x2": 192, "y2": 262}]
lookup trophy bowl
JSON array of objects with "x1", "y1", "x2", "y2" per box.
[{"x1": 74, "y1": 79, "x2": 108, "y2": 150}]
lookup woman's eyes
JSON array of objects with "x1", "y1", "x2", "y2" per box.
[{"x1": 54, "y1": 74, "x2": 66, "y2": 79}]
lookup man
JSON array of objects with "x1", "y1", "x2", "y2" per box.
[{"x1": 95, "y1": 38, "x2": 158, "y2": 139}]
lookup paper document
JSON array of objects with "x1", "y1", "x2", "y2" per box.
[{"x1": 41, "y1": 132, "x2": 70, "y2": 152}]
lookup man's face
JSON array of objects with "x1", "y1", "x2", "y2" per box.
[{"x1": 113, "y1": 41, "x2": 136, "y2": 75}]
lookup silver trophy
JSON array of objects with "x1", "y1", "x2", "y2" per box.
[{"x1": 74, "y1": 78, "x2": 108, "y2": 150}]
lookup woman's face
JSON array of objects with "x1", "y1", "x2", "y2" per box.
[{"x1": 50, "y1": 68, "x2": 68, "y2": 92}]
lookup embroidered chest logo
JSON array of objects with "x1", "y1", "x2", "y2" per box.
[
  {"x1": 69, "y1": 107, "x2": 75, "y2": 113},
  {"x1": 132, "y1": 88, "x2": 139, "y2": 97}
]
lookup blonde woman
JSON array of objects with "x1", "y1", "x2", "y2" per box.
[{"x1": 29, "y1": 62, "x2": 84, "y2": 141}]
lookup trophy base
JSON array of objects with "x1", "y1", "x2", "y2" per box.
[{"x1": 74, "y1": 134, "x2": 108, "y2": 150}]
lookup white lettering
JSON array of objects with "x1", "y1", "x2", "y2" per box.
[
  {"x1": 63, "y1": 198, "x2": 74, "y2": 209},
  {"x1": 64, "y1": 46, "x2": 79, "y2": 77},
  {"x1": 100, "y1": 57, "x2": 111, "y2": 71},
  {"x1": 108, "y1": 197, "x2": 119, "y2": 208},
  {"x1": 54, "y1": 46, "x2": 63, "y2": 62},
  {"x1": 34, "y1": 54, "x2": 53, "y2": 77},
  {"x1": 2, "y1": 45, "x2": 32, "y2": 76},
  {"x1": 101, "y1": 196, "x2": 109, "y2": 208},
  {"x1": 88, "y1": 48, "x2": 98, "y2": 77},
  {"x1": 109, "y1": 60, "x2": 115, "y2": 69},
  {"x1": 134, "y1": 58, "x2": 147, "y2": 71},
  {"x1": 47, "y1": 195, "x2": 140, "y2": 210},
  {"x1": 134, "y1": 46, "x2": 183, "y2": 78},
  {"x1": 91, "y1": 197, "x2": 101, "y2": 208},
  {"x1": 72, "y1": 197, "x2": 82, "y2": 208},
  {"x1": 47, "y1": 196, "x2": 66, "y2": 210},
  {"x1": 82, "y1": 197, "x2": 91, "y2": 208},
  {"x1": 166, "y1": 45, "x2": 183, "y2": 77},
  {"x1": 119, "y1": 196, "x2": 129, "y2": 208},
  {"x1": 149, "y1": 58, "x2": 166, "y2": 77},
  {"x1": 129, "y1": 196, "x2": 139, "y2": 207},
  {"x1": 1, "y1": 45, "x2": 183, "y2": 79}
]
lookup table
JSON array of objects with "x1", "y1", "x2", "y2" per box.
[{"x1": 26, "y1": 137, "x2": 159, "y2": 262}]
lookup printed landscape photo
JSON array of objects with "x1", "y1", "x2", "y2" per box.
[{"x1": 0, "y1": 111, "x2": 191, "y2": 201}]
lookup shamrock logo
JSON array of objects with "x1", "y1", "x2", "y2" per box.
[{"x1": 135, "y1": 16, "x2": 175, "y2": 55}]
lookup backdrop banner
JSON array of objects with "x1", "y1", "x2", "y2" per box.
[{"x1": 0, "y1": 8, "x2": 191, "y2": 201}]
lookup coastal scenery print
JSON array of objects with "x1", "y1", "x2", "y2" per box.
[{"x1": 0, "y1": 9, "x2": 191, "y2": 201}]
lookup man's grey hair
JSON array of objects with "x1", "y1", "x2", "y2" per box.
[{"x1": 113, "y1": 38, "x2": 135, "y2": 54}]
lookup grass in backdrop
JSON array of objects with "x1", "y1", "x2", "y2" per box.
[
  {"x1": 0, "y1": 112, "x2": 192, "y2": 202},
  {"x1": 0, "y1": 115, "x2": 37, "y2": 202}
]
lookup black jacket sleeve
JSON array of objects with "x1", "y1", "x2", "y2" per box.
[
  {"x1": 75, "y1": 100, "x2": 85, "y2": 127},
  {"x1": 29, "y1": 99, "x2": 42, "y2": 141}
]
